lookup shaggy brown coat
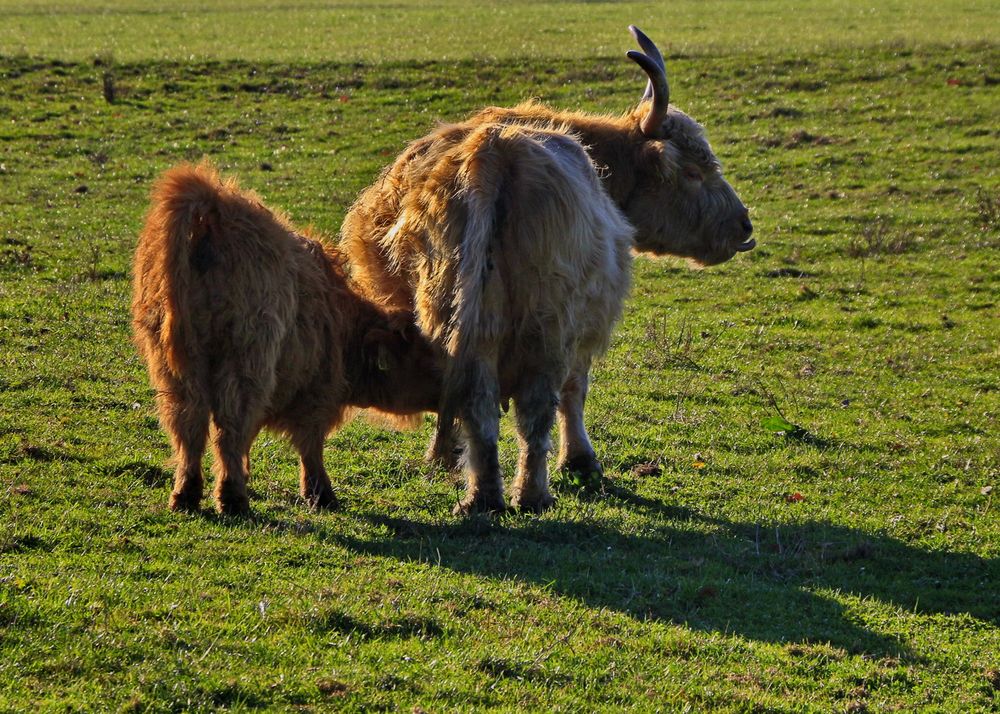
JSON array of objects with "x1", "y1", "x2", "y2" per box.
[
  {"x1": 132, "y1": 162, "x2": 441, "y2": 515},
  {"x1": 341, "y1": 28, "x2": 754, "y2": 513}
]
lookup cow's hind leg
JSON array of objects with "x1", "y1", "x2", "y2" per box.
[
  {"x1": 510, "y1": 373, "x2": 559, "y2": 513},
  {"x1": 159, "y1": 385, "x2": 210, "y2": 513},
  {"x1": 556, "y1": 364, "x2": 603, "y2": 481},
  {"x1": 291, "y1": 427, "x2": 337, "y2": 511},
  {"x1": 454, "y1": 360, "x2": 506, "y2": 515}
]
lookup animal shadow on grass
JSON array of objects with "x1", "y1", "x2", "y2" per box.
[
  {"x1": 0, "y1": 443, "x2": 92, "y2": 466},
  {"x1": 336, "y1": 489, "x2": 997, "y2": 658},
  {"x1": 99, "y1": 460, "x2": 172, "y2": 488}
]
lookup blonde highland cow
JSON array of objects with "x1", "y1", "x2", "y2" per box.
[{"x1": 341, "y1": 27, "x2": 755, "y2": 515}]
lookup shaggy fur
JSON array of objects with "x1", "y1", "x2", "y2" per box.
[
  {"x1": 343, "y1": 123, "x2": 633, "y2": 514},
  {"x1": 132, "y1": 162, "x2": 441, "y2": 515},
  {"x1": 341, "y1": 32, "x2": 753, "y2": 514}
]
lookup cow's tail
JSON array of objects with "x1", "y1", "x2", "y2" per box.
[
  {"x1": 134, "y1": 162, "x2": 228, "y2": 378},
  {"x1": 431, "y1": 144, "x2": 508, "y2": 450}
]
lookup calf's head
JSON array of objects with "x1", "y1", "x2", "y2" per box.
[
  {"x1": 623, "y1": 26, "x2": 754, "y2": 266},
  {"x1": 356, "y1": 312, "x2": 442, "y2": 416}
]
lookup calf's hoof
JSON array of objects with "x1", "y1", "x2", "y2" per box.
[
  {"x1": 427, "y1": 449, "x2": 462, "y2": 473},
  {"x1": 214, "y1": 487, "x2": 251, "y2": 517},
  {"x1": 304, "y1": 486, "x2": 339, "y2": 511},
  {"x1": 453, "y1": 490, "x2": 506, "y2": 516},
  {"x1": 510, "y1": 489, "x2": 556, "y2": 513},
  {"x1": 169, "y1": 489, "x2": 202, "y2": 513}
]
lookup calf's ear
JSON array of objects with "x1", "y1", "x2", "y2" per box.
[
  {"x1": 383, "y1": 310, "x2": 419, "y2": 342},
  {"x1": 363, "y1": 328, "x2": 400, "y2": 372},
  {"x1": 377, "y1": 344, "x2": 393, "y2": 372}
]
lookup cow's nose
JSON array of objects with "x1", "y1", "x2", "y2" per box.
[{"x1": 740, "y1": 215, "x2": 754, "y2": 237}]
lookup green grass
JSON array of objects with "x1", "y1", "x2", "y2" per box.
[
  {"x1": 2, "y1": 1, "x2": 999, "y2": 711},
  {"x1": 1, "y1": 0, "x2": 998, "y2": 62}
]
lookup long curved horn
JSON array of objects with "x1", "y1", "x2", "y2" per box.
[
  {"x1": 626, "y1": 26, "x2": 670, "y2": 137},
  {"x1": 628, "y1": 25, "x2": 666, "y2": 74}
]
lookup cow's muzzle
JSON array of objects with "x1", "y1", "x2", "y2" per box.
[{"x1": 733, "y1": 212, "x2": 755, "y2": 252}]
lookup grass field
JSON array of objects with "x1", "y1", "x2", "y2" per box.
[
  {"x1": 1, "y1": 1, "x2": 999, "y2": 711},
  {"x1": 1, "y1": 0, "x2": 999, "y2": 62}
]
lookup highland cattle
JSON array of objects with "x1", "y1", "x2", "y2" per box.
[
  {"x1": 341, "y1": 27, "x2": 754, "y2": 513},
  {"x1": 132, "y1": 163, "x2": 441, "y2": 515}
]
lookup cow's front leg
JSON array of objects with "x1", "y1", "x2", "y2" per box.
[
  {"x1": 556, "y1": 366, "x2": 603, "y2": 480},
  {"x1": 158, "y1": 380, "x2": 210, "y2": 513},
  {"x1": 425, "y1": 416, "x2": 463, "y2": 471},
  {"x1": 209, "y1": 373, "x2": 270, "y2": 516},
  {"x1": 211, "y1": 420, "x2": 253, "y2": 516}
]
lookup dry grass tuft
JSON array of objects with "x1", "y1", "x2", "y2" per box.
[{"x1": 846, "y1": 217, "x2": 915, "y2": 258}]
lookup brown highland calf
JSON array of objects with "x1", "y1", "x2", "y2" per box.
[
  {"x1": 132, "y1": 162, "x2": 441, "y2": 515},
  {"x1": 341, "y1": 27, "x2": 754, "y2": 515}
]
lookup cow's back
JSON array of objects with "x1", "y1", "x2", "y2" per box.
[{"x1": 341, "y1": 119, "x2": 634, "y2": 394}]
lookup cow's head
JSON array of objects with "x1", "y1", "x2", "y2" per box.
[{"x1": 622, "y1": 26, "x2": 754, "y2": 266}]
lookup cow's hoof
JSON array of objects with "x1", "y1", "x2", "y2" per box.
[
  {"x1": 558, "y1": 452, "x2": 604, "y2": 479},
  {"x1": 510, "y1": 490, "x2": 556, "y2": 513},
  {"x1": 169, "y1": 489, "x2": 202, "y2": 513},
  {"x1": 304, "y1": 487, "x2": 339, "y2": 511},
  {"x1": 453, "y1": 491, "x2": 506, "y2": 516}
]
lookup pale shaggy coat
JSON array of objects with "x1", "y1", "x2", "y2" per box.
[
  {"x1": 342, "y1": 90, "x2": 753, "y2": 513},
  {"x1": 344, "y1": 121, "x2": 635, "y2": 513},
  {"x1": 132, "y1": 162, "x2": 440, "y2": 515},
  {"x1": 341, "y1": 27, "x2": 752, "y2": 516}
]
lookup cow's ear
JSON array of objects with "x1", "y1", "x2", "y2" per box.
[{"x1": 638, "y1": 139, "x2": 678, "y2": 185}]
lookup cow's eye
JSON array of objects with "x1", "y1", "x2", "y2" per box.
[{"x1": 683, "y1": 165, "x2": 704, "y2": 182}]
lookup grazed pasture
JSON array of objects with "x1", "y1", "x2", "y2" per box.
[{"x1": 1, "y1": 1, "x2": 998, "y2": 710}]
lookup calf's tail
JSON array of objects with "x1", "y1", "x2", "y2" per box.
[{"x1": 133, "y1": 162, "x2": 227, "y2": 377}]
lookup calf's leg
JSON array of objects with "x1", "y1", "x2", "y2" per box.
[
  {"x1": 292, "y1": 428, "x2": 337, "y2": 510},
  {"x1": 425, "y1": 418, "x2": 462, "y2": 471},
  {"x1": 159, "y1": 386, "x2": 210, "y2": 512}
]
